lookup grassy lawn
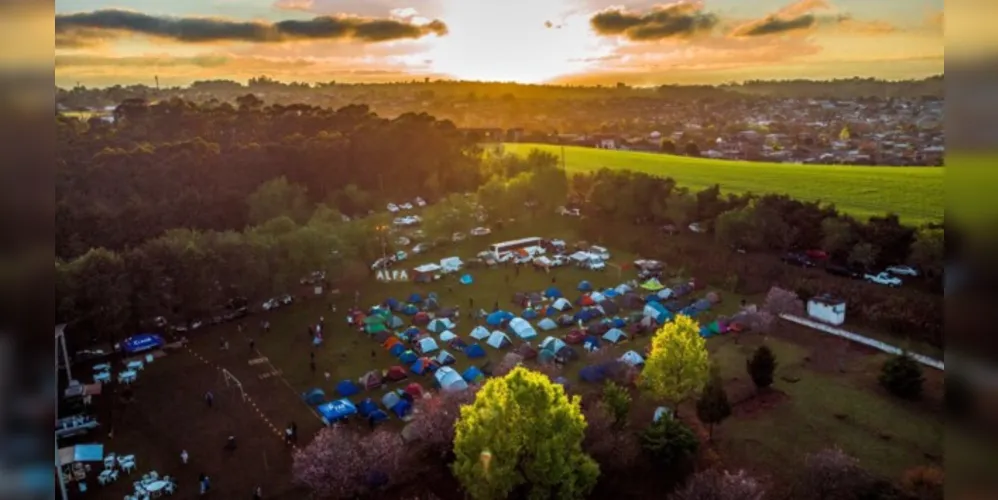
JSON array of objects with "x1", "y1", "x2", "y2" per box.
[
  {"x1": 708, "y1": 334, "x2": 944, "y2": 482},
  {"x1": 502, "y1": 143, "x2": 944, "y2": 224}
]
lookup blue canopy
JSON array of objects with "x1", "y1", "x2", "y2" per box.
[
  {"x1": 460, "y1": 274, "x2": 473, "y2": 285},
  {"x1": 408, "y1": 293, "x2": 423, "y2": 304},
  {"x1": 464, "y1": 343, "x2": 486, "y2": 358},
  {"x1": 577, "y1": 280, "x2": 593, "y2": 292},
  {"x1": 302, "y1": 388, "x2": 326, "y2": 406},
  {"x1": 402, "y1": 304, "x2": 419, "y2": 315},
  {"x1": 389, "y1": 343, "x2": 405, "y2": 357},
  {"x1": 73, "y1": 444, "x2": 104, "y2": 462},
  {"x1": 122, "y1": 333, "x2": 164, "y2": 354},
  {"x1": 544, "y1": 286, "x2": 563, "y2": 298},
  {"x1": 384, "y1": 298, "x2": 400, "y2": 310},
  {"x1": 462, "y1": 366, "x2": 485, "y2": 383},
  {"x1": 336, "y1": 380, "x2": 360, "y2": 397},
  {"x1": 521, "y1": 309, "x2": 538, "y2": 320},
  {"x1": 399, "y1": 350, "x2": 418, "y2": 364},
  {"x1": 357, "y1": 398, "x2": 379, "y2": 417},
  {"x1": 317, "y1": 399, "x2": 358, "y2": 424},
  {"x1": 486, "y1": 310, "x2": 513, "y2": 326}
]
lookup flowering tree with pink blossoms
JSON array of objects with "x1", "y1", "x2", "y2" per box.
[
  {"x1": 408, "y1": 387, "x2": 479, "y2": 458},
  {"x1": 292, "y1": 426, "x2": 407, "y2": 499},
  {"x1": 670, "y1": 468, "x2": 766, "y2": 500},
  {"x1": 762, "y1": 286, "x2": 804, "y2": 317}
]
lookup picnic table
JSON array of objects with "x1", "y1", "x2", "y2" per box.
[
  {"x1": 92, "y1": 363, "x2": 111, "y2": 371},
  {"x1": 94, "y1": 372, "x2": 111, "y2": 383},
  {"x1": 145, "y1": 480, "x2": 167, "y2": 493},
  {"x1": 126, "y1": 360, "x2": 144, "y2": 371},
  {"x1": 118, "y1": 370, "x2": 137, "y2": 384}
]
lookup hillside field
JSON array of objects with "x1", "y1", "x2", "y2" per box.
[{"x1": 502, "y1": 143, "x2": 943, "y2": 224}]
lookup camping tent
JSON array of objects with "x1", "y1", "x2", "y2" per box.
[
  {"x1": 551, "y1": 297, "x2": 572, "y2": 311},
  {"x1": 469, "y1": 326, "x2": 490, "y2": 340},
  {"x1": 439, "y1": 330, "x2": 458, "y2": 342},
  {"x1": 640, "y1": 278, "x2": 665, "y2": 291},
  {"x1": 385, "y1": 366, "x2": 408, "y2": 381},
  {"x1": 583, "y1": 336, "x2": 601, "y2": 351},
  {"x1": 643, "y1": 302, "x2": 672, "y2": 323},
  {"x1": 357, "y1": 398, "x2": 379, "y2": 418},
  {"x1": 521, "y1": 308, "x2": 538, "y2": 320},
  {"x1": 359, "y1": 370, "x2": 383, "y2": 390},
  {"x1": 615, "y1": 283, "x2": 633, "y2": 294},
  {"x1": 578, "y1": 294, "x2": 596, "y2": 307},
  {"x1": 435, "y1": 366, "x2": 469, "y2": 391},
  {"x1": 404, "y1": 383, "x2": 424, "y2": 399},
  {"x1": 302, "y1": 388, "x2": 326, "y2": 406},
  {"x1": 121, "y1": 333, "x2": 164, "y2": 354},
  {"x1": 597, "y1": 300, "x2": 620, "y2": 315},
  {"x1": 537, "y1": 318, "x2": 557, "y2": 331},
  {"x1": 515, "y1": 343, "x2": 538, "y2": 359},
  {"x1": 448, "y1": 337, "x2": 469, "y2": 351},
  {"x1": 587, "y1": 321, "x2": 610, "y2": 335},
  {"x1": 417, "y1": 337, "x2": 439, "y2": 354},
  {"x1": 556, "y1": 345, "x2": 578, "y2": 362},
  {"x1": 402, "y1": 304, "x2": 419, "y2": 315},
  {"x1": 438, "y1": 307, "x2": 458, "y2": 319},
  {"x1": 657, "y1": 288, "x2": 674, "y2": 300},
  {"x1": 388, "y1": 316, "x2": 405, "y2": 329},
  {"x1": 508, "y1": 318, "x2": 537, "y2": 340},
  {"x1": 408, "y1": 293, "x2": 423, "y2": 304},
  {"x1": 427, "y1": 318, "x2": 454, "y2": 333},
  {"x1": 317, "y1": 399, "x2": 357, "y2": 425},
  {"x1": 461, "y1": 366, "x2": 485, "y2": 383},
  {"x1": 389, "y1": 343, "x2": 406, "y2": 357},
  {"x1": 487, "y1": 331, "x2": 512, "y2": 349},
  {"x1": 556, "y1": 314, "x2": 575, "y2": 327},
  {"x1": 460, "y1": 274, "x2": 473, "y2": 285},
  {"x1": 399, "y1": 350, "x2": 418, "y2": 364},
  {"x1": 539, "y1": 336, "x2": 567, "y2": 353},
  {"x1": 412, "y1": 312, "x2": 430, "y2": 326},
  {"x1": 577, "y1": 280, "x2": 593, "y2": 292},
  {"x1": 435, "y1": 350, "x2": 456, "y2": 365},
  {"x1": 486, "y1": 310, "x2": 514, "y2": 327},
  {"x1": 602, "y1": 288, "x2": 619, "y2": 298},
  {"x1": 590, "y1": 292, "x2": 607, "y2": 303},
  {"x1": 544, "y1": 286, "x2": 563, "y2": 298},
  {"x1": 565, "y1": 330, "x2": 585, "y2": 344},
  {"x1": 464, "y1": 343, "x2": 486, "y2": 358},
  {"x1": 383, "y1": 336, "x2": 402, "y2": 350},
  {"x1": 410, "y1": 357, "x2": 433, "y2": 375},
  {"x1": 336, "y1": 379, "x2": 360, "y2": 397},
  {"x1": 373, "y1": 331, "x2": 392, "y2": 344},
  {"x1": 602, "y1": 328, "x2": 627, "y2": 344},
  {"x1": 384, "y1": 298, "x2": 400, "y2": 311},
  {"x1": 620, "y1": 293, "x2": 644, "y2": 310},
  {"x1": 620, "y1": 350, "x2": 645, "y2": 367},
  {"x1": 424, "y1": 297, "x2": 440, "y2": 311}
]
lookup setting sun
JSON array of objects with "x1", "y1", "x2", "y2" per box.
[{"x1": 426, "y1": 0, "x2": 609, "y2": 83}]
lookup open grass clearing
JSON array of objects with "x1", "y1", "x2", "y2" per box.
[{"x1": 502, "y1": 143, "x2": 944, "y2": 224}]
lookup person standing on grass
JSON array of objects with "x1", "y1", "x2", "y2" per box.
[
  {"x1": 204, "y1": 391, "x2": 214, "y2": 408},
  {"x1": 284, "y1": 425, "x2": 293, "y2": 445},
  {"x1": 248, "y1": 337, "x2": 255, "y2": 353},
  {"x1": 319, "y1": 316, "x2": 325, "y2": 330},
  {"x1": 253, "y1": 486, "x2": 263, "y2": 499},
  {"x1": 181, "y1": 449, "x2": 189, "y2": 465},
  {"x1": 198, "y1": 473, "x2": 206, "y2": 495}
]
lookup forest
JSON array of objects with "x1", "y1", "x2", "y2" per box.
[{"x1": 55, "y1": 98, "x2": 950, "y2": 356}]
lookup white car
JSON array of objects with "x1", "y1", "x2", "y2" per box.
[
  {"x1": 452, "y1": 232, "x2": 467, "y2": 242},
  {"x1": 262, "y1": 294, "x2": 292, "y2": 311},
  {"x1": 371, "y1": 257, "x2": 393, "y2": 270},
  {"x1": 585, "y1": 259, "x2": 606, "y2": 271},
  {"x1": 400, "y1": 202, "x2": 413, "y2": 210},
  {"x1": 395, "y1": 236, "x2": 411, "y2": 246},
  {"x1": 415, "y1": 197, "x2": 426, "y2": 207},
  {"x1": 412, "y1": 243, "x2": 432, "y2": 254},
  {"x1": 557, "y1": 206, "x2": 581, "y2": 217},
  {"x1": 470, "y1": 227, "x2": 491, "y2": 236},
  {"x1": 387, "y1": 203, "x2": 399, "y2": 213},
  {"x1": 886, "y1": 265, "x2": 919, "y2": 277},
  {"x1": 550, "y1": 255, "x2": 568, "y2": 267},
  {"x1": 589, "y1": 245, "x2": 610, "y2": 260},
  {"x1": 865, "y1": 272, "x2": 902, "y2": 287},
  {"x1": 688, "y1": 222, "x2": 705, "y2": 233}
]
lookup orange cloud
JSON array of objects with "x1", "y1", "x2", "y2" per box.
[{"x1": 731, "y1": 0, "x2": 896, "y2": 37}]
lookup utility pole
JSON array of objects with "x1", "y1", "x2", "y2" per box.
[{"x1": 561, "y1": 145, "x2": 566, "y2": 169}]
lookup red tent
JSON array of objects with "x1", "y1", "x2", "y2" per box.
[
  {"x1": 385, "y1": 365, "x2": 408, "y2": 381},
  {"x1": 413, "y1": 312, "x2": 430, "y2": 326},
  {"x1": 565, "y1": 330, "x2": 586, "y2": 344},
  {"x1": 404, "y1": 383, "x2": 424, "y2": 399},
  {"x1": 579, "y1": 295, "x2": 596, "y2": 307},
  {"x1": 359, "y1": 370, "x2": 383, "y2": 390}
]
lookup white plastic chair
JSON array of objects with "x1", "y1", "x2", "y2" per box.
[
  {"x1": 104, "y1": 453, "x2": 116, "y2": 468},
  {"x1": 149, "y1": 471, "x2": 159, "y2": 480},
  {"x1": 110, "y1": 470, "x2": 120, "y2": 482},
  {"x1": 164, "y1": 482, "x2": 175, "y2": 495}
]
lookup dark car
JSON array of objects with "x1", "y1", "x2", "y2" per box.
[
  {"x1": 825, "y1": 264, "x2": 862, "y2": 279},
  {"x1": 780, "y1": 252, "x2": 815, "y2": 268}
]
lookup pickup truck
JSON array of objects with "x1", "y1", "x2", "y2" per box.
[{"x1": 865, "y1": 272, "x2": 902, "y2": 287}]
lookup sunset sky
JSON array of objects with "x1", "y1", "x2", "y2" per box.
[{"x1": 53, "y1": 0, "x2": 945, "y2": 87}]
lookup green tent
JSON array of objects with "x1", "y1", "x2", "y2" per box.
[
  {"x1": 706, "y1": 321, "x2": 721, "y2": 335},
  {"x1": 364, "y1": 315, "x2": 387, "y2": 325},
  {"x1": 366, "y1": 322, "x2": 388, "y2": 334},
  {"x1": 640, "y1": 278, "x2": 664, "y2": 291}
]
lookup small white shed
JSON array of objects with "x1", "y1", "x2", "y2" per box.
[{"x1": 807, "y1": 294, "x2": 846, "y2": 326}]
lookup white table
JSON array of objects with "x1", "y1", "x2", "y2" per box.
[
  {"x1": 92, "y1": 363, "x2": 111, "y2": 371},
  {"x1": 145, "y1": 480, "x2": 167, "y2": 497},
  {"x1": 94, "y1": 372, "x2": 111, "y2": 383},
  {"x1": 119, "y1": 370, "x2": 137, "y2": 383},
  {"x1": 98, "y1": 470, "x2": 114, "y2": 485},
  {"x1": 126, "y1": 360, "x2": 144, "y2": 371}
]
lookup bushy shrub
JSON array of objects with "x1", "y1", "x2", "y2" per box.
[
  {"x1": 746, "y1": 345, "x2": 777, "y2": 390},
  {"x1": 879, "y1": 354, "x2": 924, "y2": 400},
  {"x1": 640, "y1": 416, "x2": 699, "y2": 473}
]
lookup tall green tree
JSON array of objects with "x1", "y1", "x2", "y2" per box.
[
  {"x1": 452, "y1": 366, "x2": 599, "y2": 500},
  {"x1": 820, "y1": 217, "x2": 855, "y2": 257},
  {"x1": 746, "y1": 345, "x2": 777, "y2": 391},
  {"x1": 601, "y1": 381, "x2": 632, "y2": 429},
  {"x1": 695, "y1": 367, "x2": 732, "y2": 441},
  {"x1": 909, "y1": 227, "x2": 943, "y2": 280},
  {"x1": 848, "y1": 242, "x2": 880, "y2": 271},
  {"x1": 642, "y1": 315, "x2": 711, "y2": 413},
  {"x1": 247, "y1": 176, "x2": 310, "y2": 225}
]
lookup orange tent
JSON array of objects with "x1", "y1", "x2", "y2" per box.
[{"x1": 383, "y1": 337, "x2": 402, "y2": 350}]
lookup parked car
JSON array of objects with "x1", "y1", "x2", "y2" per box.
[
  {"x1": 780, "y1": 252, "x2": 815, "y2": 268},
  {"x1": 452, "y1": 232, "x2": 467, "y2": 242},
  {"x1": 825, "y1": 264, "x2": 862, "y2": 279},
  {"x1": 550, "y1": 255, "x2": 568, "y2": 267},
  {"x1": 412, "y1": 243, "x2": 433, "y2": 254},
  {"x1": 400, "y1": 202, "x2": 413, "y2": 210},
  {"x1": 262, "y1": 294, "x2": 293, "y2": 311},
  {"x1": 300, "y1": 270, "x2": 325, "y2": 285},
  {"x1": 886, "y1": 265, "x2": 919, "y2": 277},
  {"x1": 387, "y1": 203, "x2": 399, "y2": 213},
  {"x1": 395, "y1": 236, "x2": 411, "y2": 246},
  {"x1": 415, "y1": 197, "x2": 426, "y2": 207},
  {"x1": 688, "y1": 222, "x2": 705, "y2": 233},
  {"x1": 470, "y1": 227, "x2": 491, "y2": 236},
  {"x1": 805, "y1": 249, "x2": 829, "y2": 261},
  {"x1": 589, "y1": 245, "x2": 611, "y2": 260},
  {"x1": 865, "y1": 272, "x2": 902, "y2": 287}
]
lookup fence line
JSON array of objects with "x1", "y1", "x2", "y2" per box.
[{"x1": 778, "y1": 314, "x2": 944, "y2": 370}]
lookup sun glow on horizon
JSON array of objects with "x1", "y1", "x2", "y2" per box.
[{"x1": 424, "y1": 0, "x2": 612, "y2": 83}]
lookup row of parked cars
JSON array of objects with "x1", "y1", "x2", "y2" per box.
[
  {"x1": 387, "y1": 197, "x2": 427, "y2": 213},
  {"x1": 780, "y1": 251, "x2": 918, "y2": 287}
]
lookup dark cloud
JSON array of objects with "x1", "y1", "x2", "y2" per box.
[
  {"x1": 54, "y1": 9, "x2": 448, "y2": 47},
  {"x1": 590, "y1": 3, "x2": 719, "y2": 41},
  {"x1": 735, "y1": 13, "x2": 817, "y2": 37}
]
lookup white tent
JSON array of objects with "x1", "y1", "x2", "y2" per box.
[
  {"x1": 440, "y1": 257, "x2": 463, "y2": 273},
  {"x1": 539, "y1": 336, "x2": 566, "y2": 353},
  {"x1": 417, "y1": 337, "x2": 439, "y2": 353},
  {"x1": 469, "y1": 326, "x2": 490, "y2": 340},
  {"x1": 435, "y1": 367, "x2": 469, "y2": 391},
  {"x1": 487, "y1": 331, "x2": 512, "y2": 349},
  {"x1": 614, "y1": 283, "x2": 633, "y2": 294},
  {"x1": 537, "y1": 318, "x2": 557, "y2": 331},
  {"x1": 508, "y1": 318, "x2": 537, "y2": 340},
  {"x1": 590, "y1": 292, "x2": 607, "y2": 303},
  {"x1": 657, "y1": 288, "x2": 674, "y2": 299},
  {"x1": 438, "y1": 330, "x2": 457, "y2": 342},
  {"x1": 551, "y1": 297, "x2": 573, "y2": 311},
  {"x1": 620, "y1": 350, "x2": 645, "y2": 367}
]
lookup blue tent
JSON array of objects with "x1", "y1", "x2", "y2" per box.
[
  {"x1": 317, "y1": 399, "x2": 357, "y2": 425},
  {"x1": 399, "y1": 350, "x2": 418, "y2": 364},
  {"x1": 381, "y1": 391, "x2": 402, "y2": 410},
  {"x1": 486, "y1": 311, "x2": 512, "y2": 326},
  {"x1": 602, "y1": 288, "x2": 619, "y2": 298},
  {"x1": 403, "y1": 326, "x2": 420, "y2": 337},
  {"x1": 408, "y1": 293, "x2": 423, "y2": 304},
  {"x1": 544, "y1": 286, "x2": 563, "y2": 299},
  {"x1": 583, "y1": 336, "x2": 601, "y2": 351},
  {"x1": 602, "y1": 328, "x2": 627, "y2": 344},
  {"x1": 384, "y1": 298, "x2": 400, "y2": 310},
  {"x1": 368, "y1": 409, "x2": 389, "y2": 424},
  {"x1": 410, "y1": 358, "x2": 433, "y2": 374},
  {"x1": 644, "y1": 302, "x2": 672, "y2": 323},
  {"x1": 577, "y1": 280, "x2": 593, "y2": 292},
  {"x1": 417, "y1": 337, "x2": 440, "y2": 354},
  {"x1": 302, "y1": 388, "x2": 326, "y2": 406},
  {"x1": 402, "y1": 304, "x2": 419, "y2": 315},
  {"x1": 699, "y1": 326, "x2": 717, "y2": 338},
  {"x1": 462, "y1": 366, "x2": 485, "y2": 383},
  {"x1": 679, "y1": 306, "x2": 699, "y2": 318},
  {"x1": 357, "y1": 398, "x2": 379, "y2": 417},
  {"x1": 464, "y1": 343, "x2": 486, "y2": 358},
  {"x1": 521, "y1": 309, "x2": 538, "y2": 320},
  {"x1": 611, "y1": 317, "x2": 627, "y2": 328},
  {"x1": 435, "y1": 350, "x2": 456, "y2": 365},
  {"x1": 553, "y1": 376, "x2": 569, "y2": 387},
  {"x1": 579, "y1": 365, "x2": 607, "y2": 383},
  {"x1": 644, "y1": 294, "x2": 661, "y2": 303},
  {"x1": 389, "y1": 343, "x2": 406, "y2": 357},
  {"x1": 336, "y1": 380, "x2": 360, "y2": 397},
  {"x1": 460, "y1": 274, "x2": 473, "y2": 285},
  {"x1": 573, "y1": 309, "x2": 596, "y2": 323},
  {"x1": 427, "y1": 292, "x2": 439, "y2": 301},
  {"x1": 121, "y1": 333, "x2": 164, "y2": 354},
  {"x1": 427, "y1": 318, "x2": 454, "y2": 333},
  {"x1": 391, "y1": 399, "x2": 412, "y2": 418},
  {"x1": 620, "y1": 350, "x2": 645, "y2": 367},
  {"x1": 537, "y1": 318, "x2": 557, "y2": 331}
]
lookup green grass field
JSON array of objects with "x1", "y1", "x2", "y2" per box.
[{"x1": 502, "y1": 143, "x2": 944, "y2": 224}]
